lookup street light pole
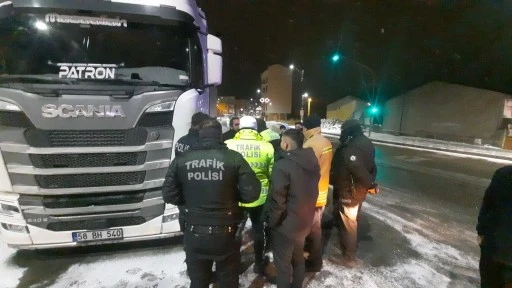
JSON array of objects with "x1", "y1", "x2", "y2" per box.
[
  {"x1": 307, "y1": 98, "x2": 312, "y2": 116},
  {"x1": 290, "y1": 64, "x2": 305, "y2": 119}
]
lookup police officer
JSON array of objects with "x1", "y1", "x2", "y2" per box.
[
  {"x1": 256, "y1": 118, "x2": 281, "y2": 152},
  {"x1": 330, "y1": 119, "x2": 377, "y2": 268},
  {"x1": 225, "y1": 116, "x2": 275, "y2": 275},
  {"x1": 163, "y1": 118, "x2": 261, "y2": 287},
  {"x1": 174, "y1": 112, "x2": 211, "y2": 231}
]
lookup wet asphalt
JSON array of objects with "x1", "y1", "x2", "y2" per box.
[{"x1": 1, "y1": 140, "x2": 506, "y2": 288}]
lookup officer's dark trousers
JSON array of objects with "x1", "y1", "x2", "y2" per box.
[
  {"x1": 272, "y1": 231, "x2": 306, "y2": 288},
  {"x1": 184, "y1": 230, "x2": 240, "y2": 288},
  {"x1": 247, "y1": 205, "x2": 267, "y2": 266},
  {"x1": 339, "y1": 203, "x2": 363, "y2": 259},
  {"x1": 305, "y1": 206, "x2": 325, "y2": 270},
  {"x1": 480, "y1": 247, "x2": 512, "y2": 288}
]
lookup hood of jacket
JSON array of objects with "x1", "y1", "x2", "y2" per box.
[
  {"x1": 233, "y1": 128, "x2": 264, "y2": 141},
  {"x1": 281, "y1": 148, "x2": 319, "y2": 173},
  {"x1": 339, "y1": 125, "x2": 364, "y2": 145}
]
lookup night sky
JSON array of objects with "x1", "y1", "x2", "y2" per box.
[{"x1": 197, "y1": 0, "x2": 512, "y2": 116}]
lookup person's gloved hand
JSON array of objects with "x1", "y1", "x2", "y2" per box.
[{"x1": 478, "y1": 235, "x2": 483, "y2": 246}]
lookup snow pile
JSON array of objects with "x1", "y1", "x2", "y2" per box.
[{"x1": 321, "y1": 119, "x2": 512, "y2": 159}]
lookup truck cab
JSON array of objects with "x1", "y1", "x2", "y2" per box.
[{"x1": 0, "y1": 0, "x2": 222, "y2": 249}]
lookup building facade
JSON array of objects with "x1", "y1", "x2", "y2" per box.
[
  {"x1": 260, "y1": 64, "x2": 292, "y2": 120},
  {"x1": 217, "y1": 96, "x2": 235, "y2": 116},
  {"x1": 383, "y1": 81, "x2": 512, "y2": 148},
  {"x1": 326, "y1": 96, "x2": 370, "y2": 121}
]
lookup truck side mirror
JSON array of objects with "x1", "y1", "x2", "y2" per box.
[{"x1": 206, "y1": 34, "x2": 222, "y2": 86}]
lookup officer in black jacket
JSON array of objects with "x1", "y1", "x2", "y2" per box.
[
  {"x1": 330, "y1": 119, "x2": 377, "y2": 268},
  {"x1": 268, "y1": 129, "x2": 320, "y2": 288},
  {"x1": 477, "y1": 165, "x2": 512, "y2": 288},
  {"x1": 163, "y1": 118, "x2": 261, "y2": 288},
  {"x1": 174, "y1": 112, "x2": 211, "y2": 231},
  {"x1": 175, "y1": 112, "x2": 211, "y2": 158}
]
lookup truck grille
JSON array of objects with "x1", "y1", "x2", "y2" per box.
[
  {"x1": 30, "y1": 152, "x2": 147, "y2": 168},
  {"x1": 0, "y1": 111, "x2": 34, "y2": 128},
  {"x1": 137, "y1": 111, "x2": 173, "y2": 127},
  {"x1": 46, "y1": 216, "x2": 147, "y2": 231},
  {"x1": 41, "y1": 190, "x2": 152, "y2": 209},
  {"x1": 35, "y1": 172, "x2": 146, "y2": 189},
  {"x1": 24, "y1": 128, "x2": 148, "y2": 147}
]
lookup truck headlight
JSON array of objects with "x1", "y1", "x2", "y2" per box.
[
  {"x1": 146, "y1": 101, "x2": 175, "y2": 113},
  {"x1": 0, "y1": 100, "x2": 21, "y2": 112},
  {"x1": 162, "y1": 212, "x2": 179, "y2": 223},
  {"x1": 0, "y1": 203, "x2": 20, "y2": 216},
  {"x1": 1, "y1": 223, "x2": 28, "y2": 233}
]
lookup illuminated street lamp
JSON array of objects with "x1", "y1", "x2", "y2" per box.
[{"x1": 259, "y1": 97, "x2": 270, "y2": 120}]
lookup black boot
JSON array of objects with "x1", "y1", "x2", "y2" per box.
[{"x1": 253, "y1": 255, "x2": 270, "y2": 275}]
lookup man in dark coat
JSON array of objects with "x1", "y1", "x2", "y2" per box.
[
  {"x1": 268, "y1": 129, "x2": 320, "y2": 288},
  {"x1": 477, "y1": 165, "x2": 512, "y2": 288},
  {"x1": 330, "y1": 119, "x2": 377, "y2": 268},
  {"x1": 163, "y1": 119, "x2": 261, "y2": 288},
  {"x1": 175, "y1": 112, "x2": 211, "y2": 158},
  {"x1": 174, "y1": 112, "x2": 211, "y2": 231},
  {"x1": 222, "y1": 116, "x2": 240, "y2": 141}
]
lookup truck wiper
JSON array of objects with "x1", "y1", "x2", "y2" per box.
[
  {"x1": 0, "y1": 75, "x2": 75, "y2": 85},
  {"x1": 74, "y1": 78, "x2": 185, "y2": 88}
]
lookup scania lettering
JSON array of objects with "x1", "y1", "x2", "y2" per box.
[
  {"x1": 0, "y1": 0, "x2": 222, "y2": 249},
  {"x1": 41, "y1": 104, "x2": 126, "y2": 118}
]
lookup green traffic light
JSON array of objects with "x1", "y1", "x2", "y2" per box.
[
  {"x1": 370, "y1": 106, "x2": 379, "y2": 114},
  {"x1": 332, "y1": 54, "x2": 340, "y2": 62}
]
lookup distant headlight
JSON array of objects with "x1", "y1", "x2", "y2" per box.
[
  {"x1": 0, "y1": 100, "x2": 21, "y2": 112},
  {"x1": 146, "y1": 101, "x2": 175, "y2": 113}
]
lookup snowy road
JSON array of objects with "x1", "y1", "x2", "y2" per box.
[{"x1": 1, "y1": 143, "x2": 506, "y2": 288}]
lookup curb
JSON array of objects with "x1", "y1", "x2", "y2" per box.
[{"x1": 322, "y1": 132, "x2": 512, "y2": 162}]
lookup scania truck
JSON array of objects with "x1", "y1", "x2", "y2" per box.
[{"x1": 0, "y1": 0, "x2": 222, "y2": 249}]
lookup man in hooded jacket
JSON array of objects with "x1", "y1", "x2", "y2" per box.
[
  {"x1": 268, "y1": 128, "x2": 320, "y2": 288},
  {"x1": 330, "y1": 119, "x2": 377, "y2": 267}
]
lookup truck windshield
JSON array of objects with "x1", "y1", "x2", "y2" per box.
[{"x1": 0, "y1": 13, "x2": 202, "y2": 88}]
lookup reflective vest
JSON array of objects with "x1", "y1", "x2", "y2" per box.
[
  {"x1": 260, "y1": 128, "x2": 280, "y2": 142},
  {"x1": 225, "y1": 129, "x2": 275, "y2": 207}
]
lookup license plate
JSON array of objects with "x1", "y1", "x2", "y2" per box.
[{"x1": 72, "y1": 229, "x2": 123, "y2": 243}]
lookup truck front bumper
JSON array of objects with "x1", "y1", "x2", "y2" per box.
[{"x1": 0, "y1": 211, "x2": 182, "y2": 250}]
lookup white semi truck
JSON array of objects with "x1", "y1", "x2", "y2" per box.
[{"x1": 0, "y1": 0, "x2": 222, "y2": 249}]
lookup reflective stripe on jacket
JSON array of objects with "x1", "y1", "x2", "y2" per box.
[
  {"x1": 303, "y1": 127, "x2": 333, "y2": 207},
  {"x1": 225, "y1": 129, "x2": 275, "y2": 207}
]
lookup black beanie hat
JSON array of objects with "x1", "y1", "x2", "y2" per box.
[{"x1": 303, "y1": 114, "x2": 321, "y2": 129}]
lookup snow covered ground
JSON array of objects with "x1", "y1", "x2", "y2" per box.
[{"x1": 0, "y1": 185, "x2": 480, "y2": 288}]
